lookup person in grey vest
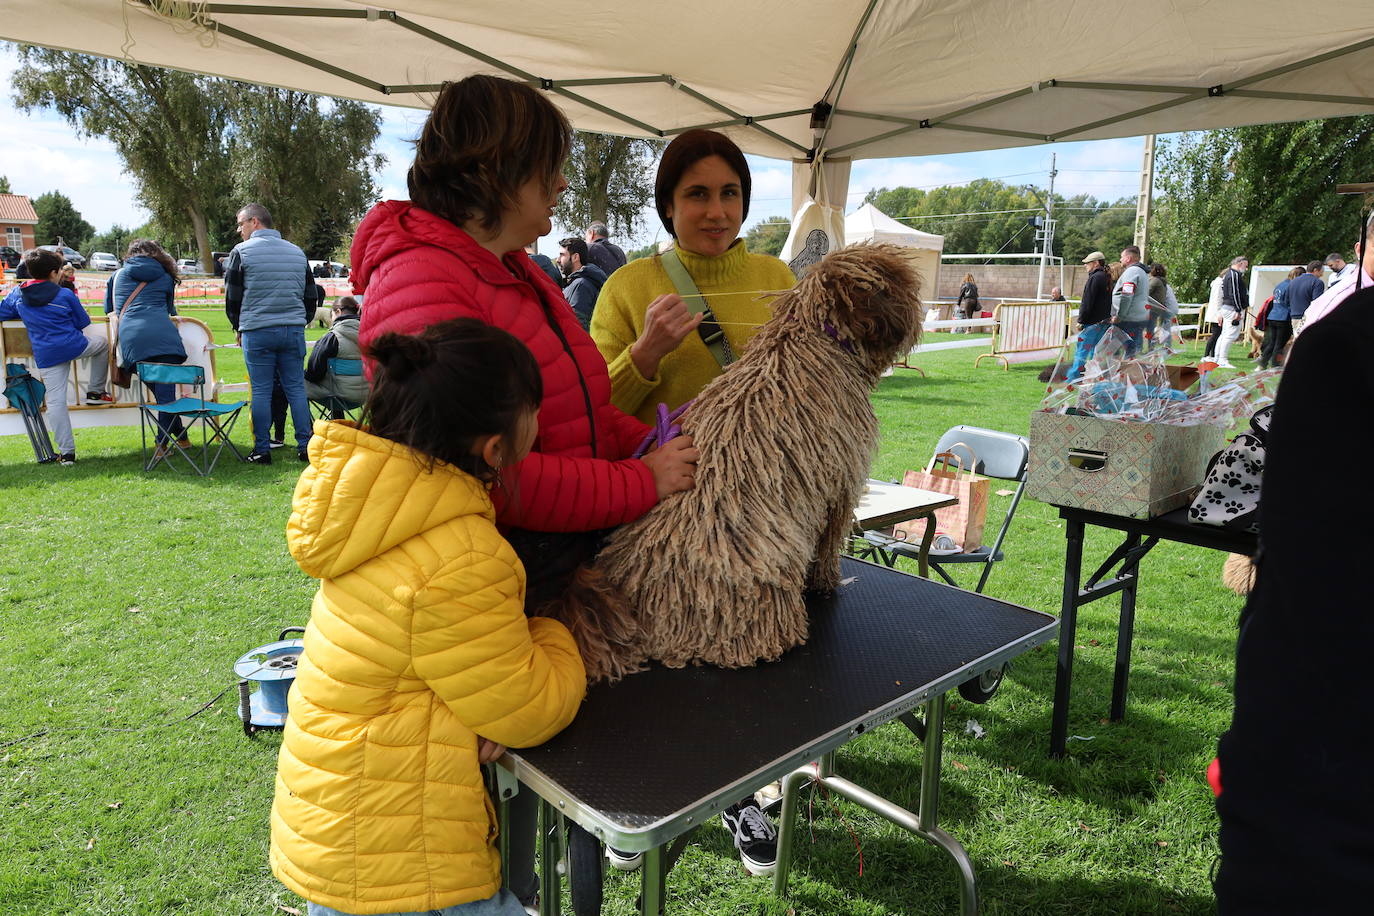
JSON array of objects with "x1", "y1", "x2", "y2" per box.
[
  {"x1": 304, "y1": 296, "x2": 368, "y2": 416},
  {"x1": 225, "y1": 202, "x2": 317, "y2": 464},
  {"x1": 1110, "y1": 245, "x2": 1151, "y2": 356}
]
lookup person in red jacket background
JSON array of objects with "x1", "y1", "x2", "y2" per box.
[{"x1": 351, "y1": 74, "x2": 698, "y2": 913}]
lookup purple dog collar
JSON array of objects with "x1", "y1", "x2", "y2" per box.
[{"x1": 632, "y1": 400, "x2": 693, "y2": 459}]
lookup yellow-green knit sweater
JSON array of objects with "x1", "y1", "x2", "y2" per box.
[{"x1": 590, "y1": 240, "x2": 796, "y2": 423}]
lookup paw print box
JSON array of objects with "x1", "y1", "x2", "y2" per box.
[{"x1": 1027, "y1": 411, "x2": 1224, "y2": 519}]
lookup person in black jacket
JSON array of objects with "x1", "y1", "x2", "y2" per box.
[
  {"x1": 1214, "y1": 284, "x2": 1374, "y2": 914},
  {"x1": 1066, "y1": 251, "x2": 1112, "y2": 381},
  {"x1": 557, "y1": 236, "x2": 608, "y2": 330}
]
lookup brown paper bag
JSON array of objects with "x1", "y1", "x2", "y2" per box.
[{"x1": 894, "y1": 449, "x2": 990, "y2": 551}]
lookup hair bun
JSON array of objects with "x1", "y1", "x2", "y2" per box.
[{"x1": 367, "y1": 332, "x2": 435, "y2": 382}]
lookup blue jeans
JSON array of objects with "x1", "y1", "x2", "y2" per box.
[
  {"x1": 307, "y1": 889, "x2": 527, "y2": 916},
  {"x1": 241, "y1": 325, "x2": 312, "y2": 455},
  {"x1": 1066, "y1": 323, "x2": 1107, "y2": 382},
  {"x1": 1118, "y1": 320, "x2": 1148, "y2": 357}
]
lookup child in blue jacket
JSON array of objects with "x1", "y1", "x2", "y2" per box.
[{"x1": 0, "y1": 248, "x2": 111, "y2": 464}]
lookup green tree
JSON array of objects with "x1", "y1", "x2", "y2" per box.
[
  {"x1": 0, "y1": 176, "x2": 11, "y2": 193},
  {"x1": 12, "y1": 47, "x2": 233, "y2": 270},
  {"x1": 33, "y1": 191, "x2": 95, "y2": 251},
  {"x1": 557, "y1": 132, "x2": 663, "y2": 240},
  {"x1": 225, "y1": 85, "x2": 383, "y2": 257},
  {"x1": 1152, "y1": 116, "x2": 1374, "y2": 300},
  {"x1": 743, "y1": 216, "x2": 791, "y2": 257},
  {"x1": 88, "y1": 224, "x2": 136, "y2": 260},
  {"x1": 12, "y1": 47, "x2": 385, "y2": 272},
  {"x1": 625, "y1": 241, "x2": 659, "y2": 262},
  {"x1": 865, "y1": 179, "x2": 1137, "y2": 266}
]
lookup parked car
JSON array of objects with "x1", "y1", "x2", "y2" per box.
[
  {"x1": 176, "y1": 258, "x2": 210, "y2": 277},
  {"x1": 39, "y1": 245, "x2": 85, "y2": 268},
  {"x1": 89, "y1": 251, "x2": 121, "y2": 271},
  {"x1": 0, "y1": 246, "x2": 20, "y2": 268}
]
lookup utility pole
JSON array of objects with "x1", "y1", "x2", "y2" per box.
[
  {"x1": 1036, "y1": 153, "x2": 1057, "y2": 299},
  {"x1": 1134, "y1": 134, "x2": 1156, "y2": 258}
]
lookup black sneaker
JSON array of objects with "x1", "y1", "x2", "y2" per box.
[
  {"x1": 268, "y1": 439, "x2": 285, "y2": 449},
  {"x1": 516, "y1": 891, "x2": 538, "y2": 916},
  {"x1": 721, "y1": 801, "x2": 777, "y2": 876},
  {"x1": 246, "y1": 452, "x2": 272, "y2": 465},
  {"x1": 298, "y1": 448, "x2": 310, "y2": 462},
  {"x1": 56, "y1": 453, "x2": 77, "y2": 466}
]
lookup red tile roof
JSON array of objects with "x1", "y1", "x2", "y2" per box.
[{"x1": 0, "y1": 194, "x2": 39, "y2": 223}]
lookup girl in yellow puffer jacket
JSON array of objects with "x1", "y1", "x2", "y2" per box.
[{"x1": 271, "y1": 318, "x2": 587, "y2": 916}]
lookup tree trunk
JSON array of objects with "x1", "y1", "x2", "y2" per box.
[{"x1": 188, "y1": 206, "x2": 212, "y2": 272}]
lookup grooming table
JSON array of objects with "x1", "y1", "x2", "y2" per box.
[
  {"x1": 1048, "y1": 504, "x2": 1257, "y2": 757},
  {"x1": 496, "y1": 557, "x2": 1057, "y2": 915}
]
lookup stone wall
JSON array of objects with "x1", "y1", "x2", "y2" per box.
[{"x1": 936, "y1": 263, "x2": 1090, "y2": 303}]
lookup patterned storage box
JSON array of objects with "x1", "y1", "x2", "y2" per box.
[{"x1": 1027, "y1": 411, "x2": 1224, "y2": 519}]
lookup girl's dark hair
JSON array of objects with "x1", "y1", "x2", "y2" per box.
[
  {"x1": 125, "y1": 238, "x2": 180, "y2": 284},
  {"x1": 408, "y1": 75, "x2": 572, "y2": 235},
  {"x1": 363, "y1": 318, "x2": 542, "y2": 479},
  {"x1": 1150, "y1": 263, "x2": 1167, "y2": 279},
  {"x1": 654, "y1": 129, "x2": 751, "y2": 237}
]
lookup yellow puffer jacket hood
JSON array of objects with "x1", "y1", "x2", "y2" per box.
[{"x1": 271, "y1": 421, "x2": 586, "y2": 914}]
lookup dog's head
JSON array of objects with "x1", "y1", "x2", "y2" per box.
[{"x1": 774, "y1": 242, "x2": 922, "y2": 375}]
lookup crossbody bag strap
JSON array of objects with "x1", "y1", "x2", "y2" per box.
[
  {"x1": 660, "y1": 247, "x2": 733, "y2": 369},
  {"x1": 111, "y1": 281, "x2": 147, "y2": 365}
]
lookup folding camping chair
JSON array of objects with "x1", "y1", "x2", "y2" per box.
[
  {"x1": 309, "y1": 357, "x2": 365, "y2": 422},
  {"x1": 4, "y1": 363, "x2": 57, "y2": 463},
  {"x1": 858, "y1": 425, "x2": 1031, "y2": 701},
  {"x1": 136, "y1": 361, "x2": 247, "y2": 475}
]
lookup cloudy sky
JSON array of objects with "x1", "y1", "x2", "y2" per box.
[{"x1": 2, "y1": 44, "x2": 1146, "y2": 257}]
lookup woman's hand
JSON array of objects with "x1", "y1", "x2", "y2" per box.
[
  {"x1": 476, "y1": 738, "x2": 506, "y2": 764},
  {"x1": 640, "y1": 434, "x2": 700, "y2": 500},
  {"x1": 630, "y1": 294, "x2": 705, "y2": 379}
]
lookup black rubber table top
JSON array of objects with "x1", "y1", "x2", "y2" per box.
[{"x1": 513, "y1": 558, "x2": 1055, "y2": 829}]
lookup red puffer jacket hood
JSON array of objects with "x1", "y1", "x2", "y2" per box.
[{"x1": 350, "y1": 201, "x2": 655, "y2": 534}]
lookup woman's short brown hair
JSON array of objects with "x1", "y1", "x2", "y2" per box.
[
  {"x1": 407, "y1": 75, "x2": 572, "y2": 235},
  {"x1": 654, "y1": 129, "x2": 751, "y2": 237}
]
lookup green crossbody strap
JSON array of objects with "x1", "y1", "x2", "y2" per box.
[{"x1": 660, "y1": 247, "x2": 733, "y2": 368}]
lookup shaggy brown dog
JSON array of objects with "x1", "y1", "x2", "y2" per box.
[
  {"x1": 546, "y1": 244, "x2": 923, "y2": 681},
  {"x1": 1222, "y1": 552, "x2": 1257, "y2": 595}
]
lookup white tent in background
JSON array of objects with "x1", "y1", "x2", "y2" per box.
[{"x1": 843, "y1": 203, "x2": 944, "y2": 300}]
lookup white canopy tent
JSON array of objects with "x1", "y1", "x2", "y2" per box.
[
  {"x1": 6, "y1": 1, "x2": 1374, "y2": 210},
  {"x1": 843, "y1": 202, "x2": 943, "y2": 299}
]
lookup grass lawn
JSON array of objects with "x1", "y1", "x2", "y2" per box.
[{"x1": 0, "y1": 311, "x2": 1254, "y2": 915}]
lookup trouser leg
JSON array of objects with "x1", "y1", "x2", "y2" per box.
[
  {"x1": 241, "y1": 330, "x2": 275, "y2": 455},
  {"x1": 1205, "y1": 322, "x2": 1221, "y2": 356},
  {"x1": 79, "y1": 327, "x2": 109, "y2": 393},
  {"x1": 1216, "y1": 314, "x2": 1242, "y2": 364},
  {"x1": 1270, "y1": 320, "x2": 1292, "y2": 366},
  {"x1": 275, "y1": 329, "x2": 314, "y2": 450},
  {"x1": 37, "y1": 361, "x2": 75, "y2": 454}
]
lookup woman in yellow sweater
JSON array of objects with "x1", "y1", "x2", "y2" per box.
[
  {"x1": 590, "y1": 129, "x2": 795, "y2": 425},
  {"x1": 589, "y1": 129, "x2": 795, "y2": 875}
]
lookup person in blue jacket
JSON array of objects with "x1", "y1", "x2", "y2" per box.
[
  {"x1": 0, "y1": 247, "x2": 111, "y2": 465},
  {"x1": 105, "y1": 239, "x2": 190, "y2": 455}
]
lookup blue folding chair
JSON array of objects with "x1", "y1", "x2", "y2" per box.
[
  {"x1": 136, "y1": 362, "x2": 248, "y2": 475},
  {"x1": 309, "y1": 357, "x2": 366, "y2": 422}
]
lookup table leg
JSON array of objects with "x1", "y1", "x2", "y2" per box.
[
  {"x1": 538, "y1": 801, "x2": 562, "y2": 916},
  {"x1": 917, "y1": 512, "x2": 937, "y2": 579},
  {"x1": 772, "y1": 697, "x2": 978, "y2": 915},
  {"x1": 773, "y1": 763, "x2": 820, "y2": 896},
  {"x1": 641, "y1": 844, "x2": 667, "y2": 916},
  {"x1": 1051, "y1": 517, "x2": 1085, "y2": 757},
  {"x1": 1110, "y1": 534, "x2": 1141, "y2": 721}
]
